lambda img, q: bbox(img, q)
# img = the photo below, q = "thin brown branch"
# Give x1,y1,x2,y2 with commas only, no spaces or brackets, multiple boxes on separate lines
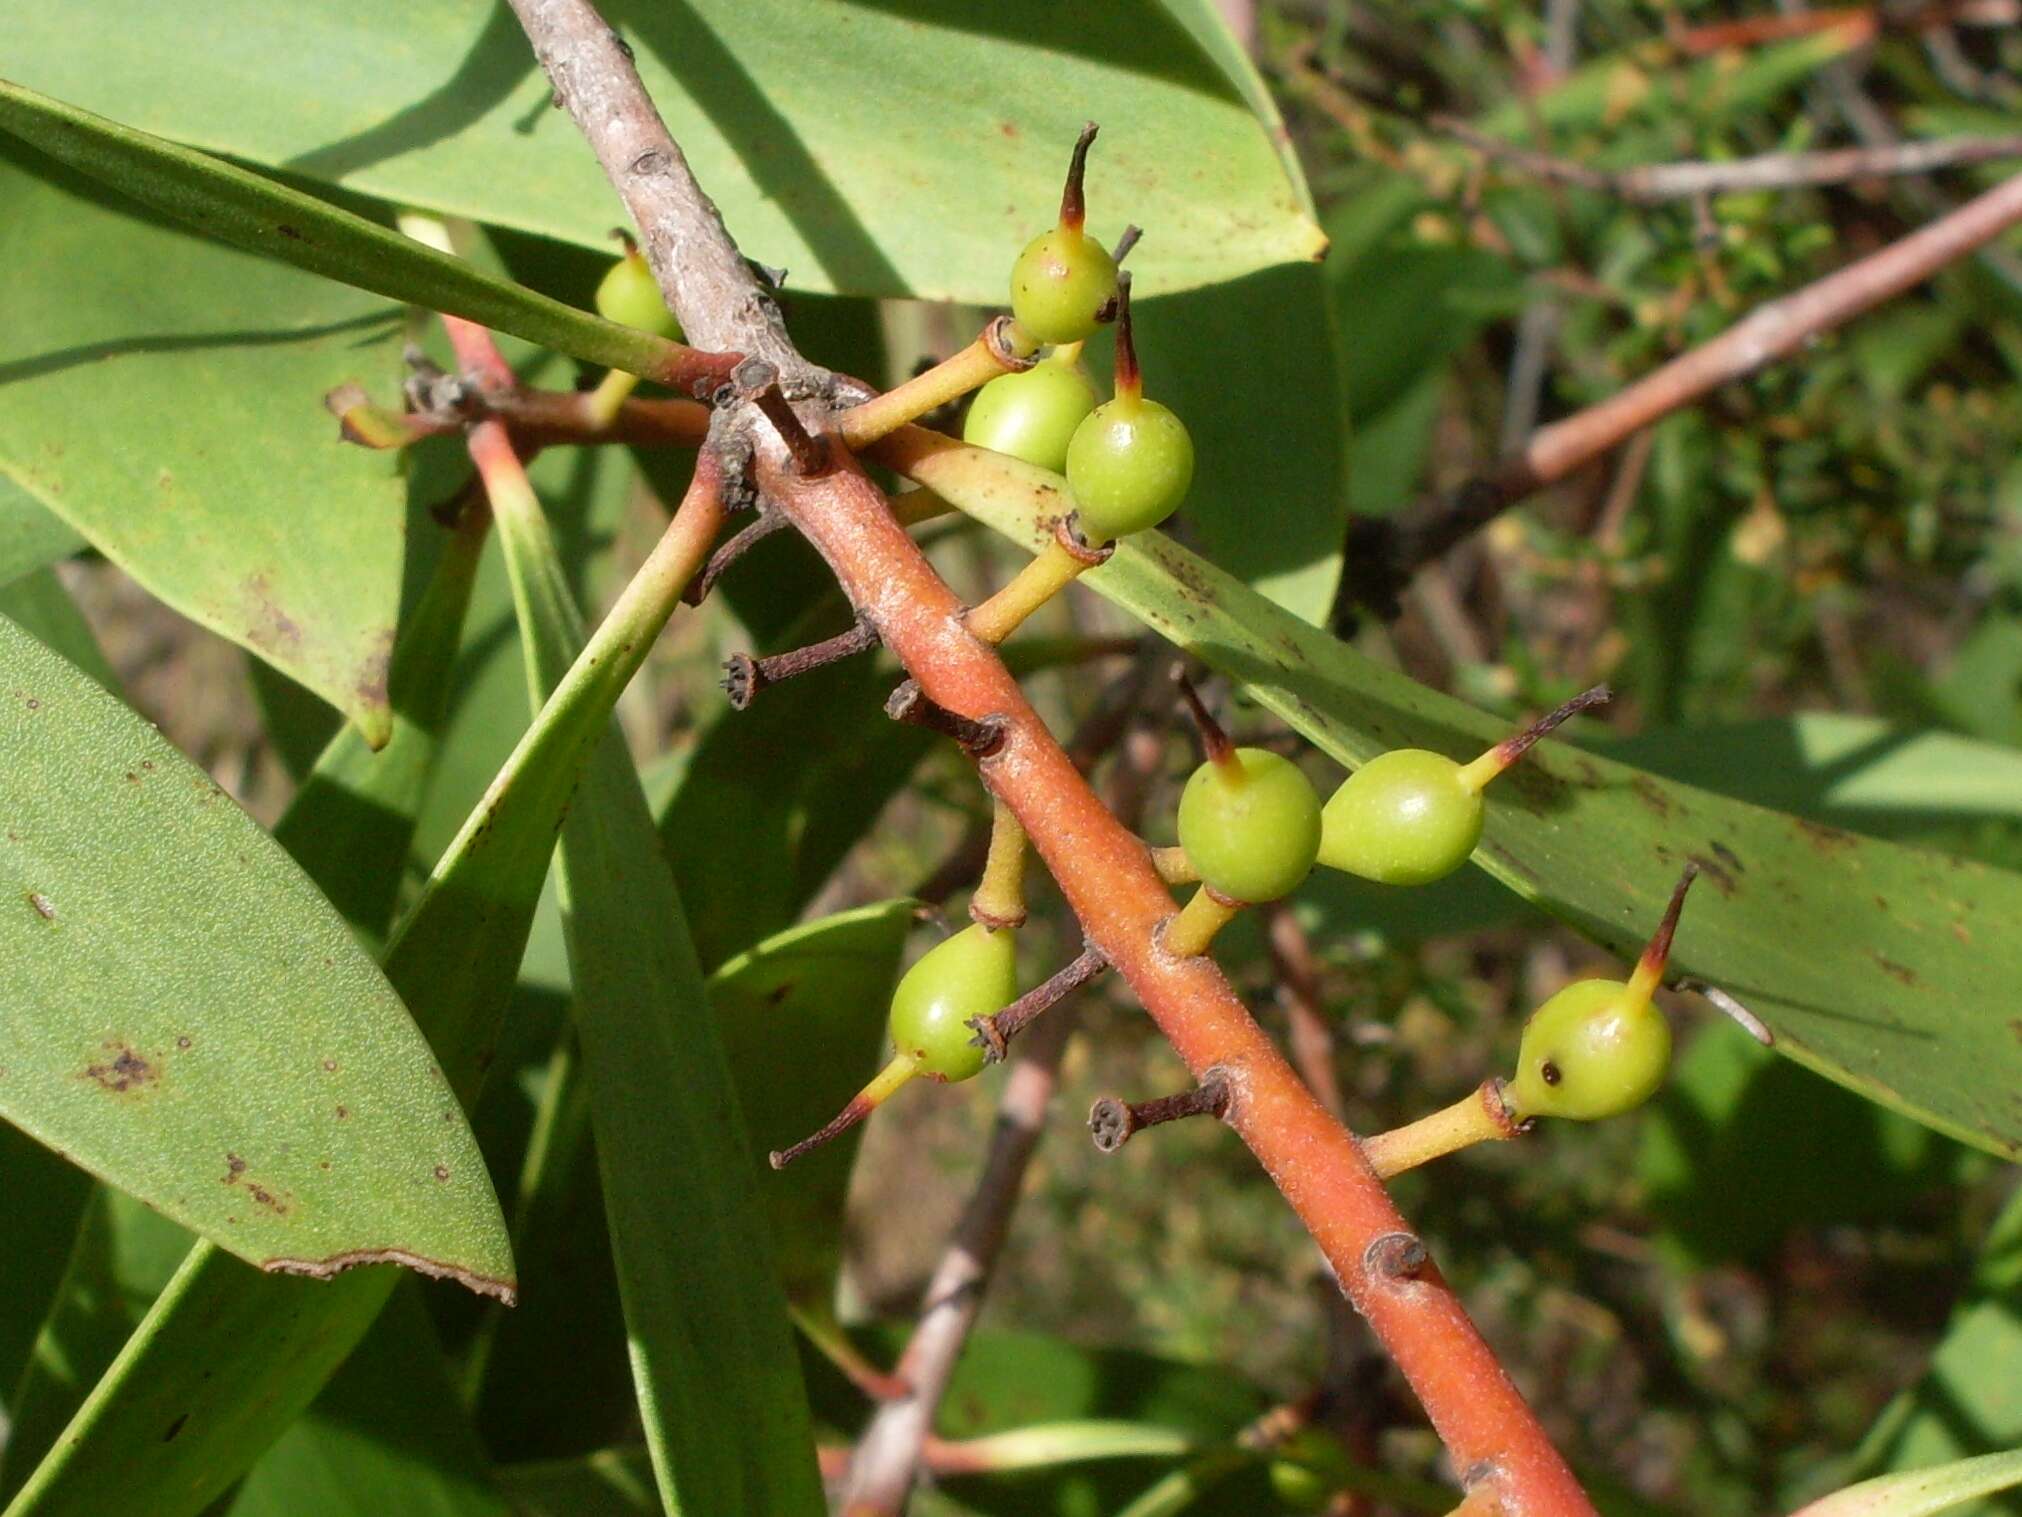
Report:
1336,166,2022,621
505,0,818,389
1433,115,2022,203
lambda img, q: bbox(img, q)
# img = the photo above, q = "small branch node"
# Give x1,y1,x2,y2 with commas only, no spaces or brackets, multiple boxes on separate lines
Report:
722,620,881,709
967,944,1108,1062
1055,513,1113,568
983,314,1041,371
1364,1231,1429,1283
1088,1067,1232,1154
884,679,1007,758
749,380,830,475
1111,224,1143,266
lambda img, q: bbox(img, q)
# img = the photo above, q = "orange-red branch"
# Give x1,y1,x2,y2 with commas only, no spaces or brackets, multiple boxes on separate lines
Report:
759,450,1597,1517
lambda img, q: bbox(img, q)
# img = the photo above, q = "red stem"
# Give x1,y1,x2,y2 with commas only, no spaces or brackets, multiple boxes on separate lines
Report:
760,451,1597,1517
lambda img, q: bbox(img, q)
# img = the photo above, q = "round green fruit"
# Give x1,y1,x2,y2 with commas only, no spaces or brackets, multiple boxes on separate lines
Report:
1317,749,1484,886
1064,396,1194,543
1176,748,1322,904
962,362,1097,473
1505,978,1672,1122
888,923,1019,1083
595,252,681,338
1009,226,1118,345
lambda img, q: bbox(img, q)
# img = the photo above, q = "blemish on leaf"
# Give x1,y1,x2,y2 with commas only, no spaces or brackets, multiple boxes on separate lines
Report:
433,1165,451,1182
1709,840,1744,874
334,1105,349,1119
26,891,55,920
84,1042,155,1093
1871,952,1919,988
162,1413,188,1443
1629,775,1672,820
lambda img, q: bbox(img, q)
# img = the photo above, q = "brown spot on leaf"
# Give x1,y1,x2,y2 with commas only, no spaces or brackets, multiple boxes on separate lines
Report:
224,1153,247,1181
334,1105,349,1119
1709,840,1744,874
1688,854,1736,896
1796,817,1857,853
321,1059,338,1073
433,1165,450,1182
1871,952,1919,987
2009,1018,2022,1046
176,1036,191,1050
84,1042,155,1093
162,1413,188,1443
1629,775,1672,819
26,891,55,921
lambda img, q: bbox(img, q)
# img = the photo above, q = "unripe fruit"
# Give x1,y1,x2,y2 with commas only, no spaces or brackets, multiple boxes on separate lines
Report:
962,359,1098,473
1065,395,1194,543
1504,978,1673,1121
1318,748,1482,886
1177,748,1322,904
1010,227,1119,346
595,248,681,338
888,922,1018,1083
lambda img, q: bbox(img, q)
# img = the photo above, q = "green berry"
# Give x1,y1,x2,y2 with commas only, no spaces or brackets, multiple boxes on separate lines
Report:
1064,395,1194,543
1176,749,1322,904
962,360,1097,473
1504,978,1672,1121
1010,227,1118,346
888,923,1018,1083
595,251,681,338
1317,749,1484,886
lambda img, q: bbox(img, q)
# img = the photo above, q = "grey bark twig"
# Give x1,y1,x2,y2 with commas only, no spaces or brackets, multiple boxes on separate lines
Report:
1337,167,2022,621
1433,116,2022,203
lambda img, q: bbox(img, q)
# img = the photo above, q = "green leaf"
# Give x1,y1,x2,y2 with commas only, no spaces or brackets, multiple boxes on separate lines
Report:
903,443,2022,1159
658,649,931,971
226,1284,510,1517
0,475,641,1517
0,612,509,1279
0,81,700,390
0,140,409,743
491,474,825,1514
1848,1187,2022,1517
1125,262,1350,622
0,480,83,591
0,0,1324,302
709,903,915,1310
1789,1452,2022,1517
498,1450,663,1517
0,570,120,698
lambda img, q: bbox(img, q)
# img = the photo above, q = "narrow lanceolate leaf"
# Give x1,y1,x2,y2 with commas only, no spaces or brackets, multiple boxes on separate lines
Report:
0,1,1324,301
1788,1452,2022,1517
709,904,915,1312
490,466,826,1516
225,1284,511,1517
0,81,704,386
0,501,583,1517
0,481,82,592
0,613,509,1282
894,437,2022,1160
0,141,408,744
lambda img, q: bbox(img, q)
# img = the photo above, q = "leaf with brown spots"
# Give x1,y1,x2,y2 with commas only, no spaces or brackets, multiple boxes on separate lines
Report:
0,615,513,1280
916,457,2022,1161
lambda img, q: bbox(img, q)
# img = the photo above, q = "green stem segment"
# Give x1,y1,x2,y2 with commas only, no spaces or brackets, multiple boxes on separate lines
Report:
971,798,1030,929
1160,886,1242,959
1359,1082,1521,1180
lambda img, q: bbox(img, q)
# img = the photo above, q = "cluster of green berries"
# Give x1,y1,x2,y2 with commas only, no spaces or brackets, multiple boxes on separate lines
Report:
1165,680,1689,1131
963,125,1195,547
